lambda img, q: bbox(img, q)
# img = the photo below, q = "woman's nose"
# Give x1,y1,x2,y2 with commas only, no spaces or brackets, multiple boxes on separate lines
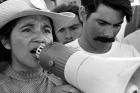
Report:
33,33,46,44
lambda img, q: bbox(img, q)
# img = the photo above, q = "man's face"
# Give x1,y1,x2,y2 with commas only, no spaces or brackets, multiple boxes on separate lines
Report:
56,16,82,44
81,4,124,48
5,15,53,70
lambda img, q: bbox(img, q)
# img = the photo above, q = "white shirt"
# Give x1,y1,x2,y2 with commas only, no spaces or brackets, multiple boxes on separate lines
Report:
65,39,140,93
66,39,140,57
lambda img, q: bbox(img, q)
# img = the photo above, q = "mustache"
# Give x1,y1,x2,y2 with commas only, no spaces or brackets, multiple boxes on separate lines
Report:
94,36,115,43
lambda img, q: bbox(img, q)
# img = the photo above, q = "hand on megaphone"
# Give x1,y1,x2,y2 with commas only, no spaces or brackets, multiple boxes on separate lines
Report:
53,85,82,93
47,73,82,93
36,42,78,79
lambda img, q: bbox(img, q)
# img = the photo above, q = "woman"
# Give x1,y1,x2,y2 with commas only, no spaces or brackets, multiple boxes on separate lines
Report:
0,0,80,93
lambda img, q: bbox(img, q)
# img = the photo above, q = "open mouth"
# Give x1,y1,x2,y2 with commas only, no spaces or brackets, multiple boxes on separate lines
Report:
30,48,39,60
30,48,37,54
30,43,46,59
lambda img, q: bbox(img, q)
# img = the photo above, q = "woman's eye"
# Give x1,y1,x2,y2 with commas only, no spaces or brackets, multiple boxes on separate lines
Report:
22,28,32,32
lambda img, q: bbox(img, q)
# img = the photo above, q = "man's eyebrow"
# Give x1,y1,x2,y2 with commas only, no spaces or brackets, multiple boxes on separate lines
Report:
96,19,123,25
96,19,111,25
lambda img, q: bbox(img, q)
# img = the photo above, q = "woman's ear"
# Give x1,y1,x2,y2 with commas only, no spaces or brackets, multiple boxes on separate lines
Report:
1,39,11,49
79,6,87,23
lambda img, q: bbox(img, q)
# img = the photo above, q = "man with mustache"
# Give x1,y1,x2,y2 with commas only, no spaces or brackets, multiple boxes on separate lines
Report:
66,0,140,57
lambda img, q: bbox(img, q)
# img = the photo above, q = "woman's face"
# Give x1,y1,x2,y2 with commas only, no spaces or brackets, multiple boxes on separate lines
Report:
4,15,53,71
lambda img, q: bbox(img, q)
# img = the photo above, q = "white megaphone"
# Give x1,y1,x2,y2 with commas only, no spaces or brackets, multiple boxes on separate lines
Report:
37,42,140,93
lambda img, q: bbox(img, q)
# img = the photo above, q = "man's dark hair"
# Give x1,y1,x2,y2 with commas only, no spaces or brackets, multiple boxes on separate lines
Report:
81,0,132,22
52,3,82,23
53,4,79,16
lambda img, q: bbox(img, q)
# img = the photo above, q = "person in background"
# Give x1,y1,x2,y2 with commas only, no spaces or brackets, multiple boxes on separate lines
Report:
0,0,81,93
122,29,140,53
124,5,140,37
66,0,140,57
52,4,83,44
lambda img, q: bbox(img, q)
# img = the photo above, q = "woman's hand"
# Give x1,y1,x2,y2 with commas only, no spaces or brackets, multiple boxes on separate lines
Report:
47,73,82,93
53,84,82,93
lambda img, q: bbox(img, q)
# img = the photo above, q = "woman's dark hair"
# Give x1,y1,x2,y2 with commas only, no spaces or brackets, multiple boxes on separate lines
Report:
0,16,20,72
0,18,19,63
81,0,132,22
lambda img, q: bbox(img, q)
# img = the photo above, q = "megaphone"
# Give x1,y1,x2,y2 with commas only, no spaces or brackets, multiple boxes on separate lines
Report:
36,42,140,93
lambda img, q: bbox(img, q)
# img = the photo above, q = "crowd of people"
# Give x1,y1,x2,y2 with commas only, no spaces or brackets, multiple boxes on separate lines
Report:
0,0,140,93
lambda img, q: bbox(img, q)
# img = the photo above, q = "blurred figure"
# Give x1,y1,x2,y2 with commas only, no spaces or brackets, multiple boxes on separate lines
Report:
116,1,140,41
124,5,140,37
123,29,140,53
53,4,83,44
